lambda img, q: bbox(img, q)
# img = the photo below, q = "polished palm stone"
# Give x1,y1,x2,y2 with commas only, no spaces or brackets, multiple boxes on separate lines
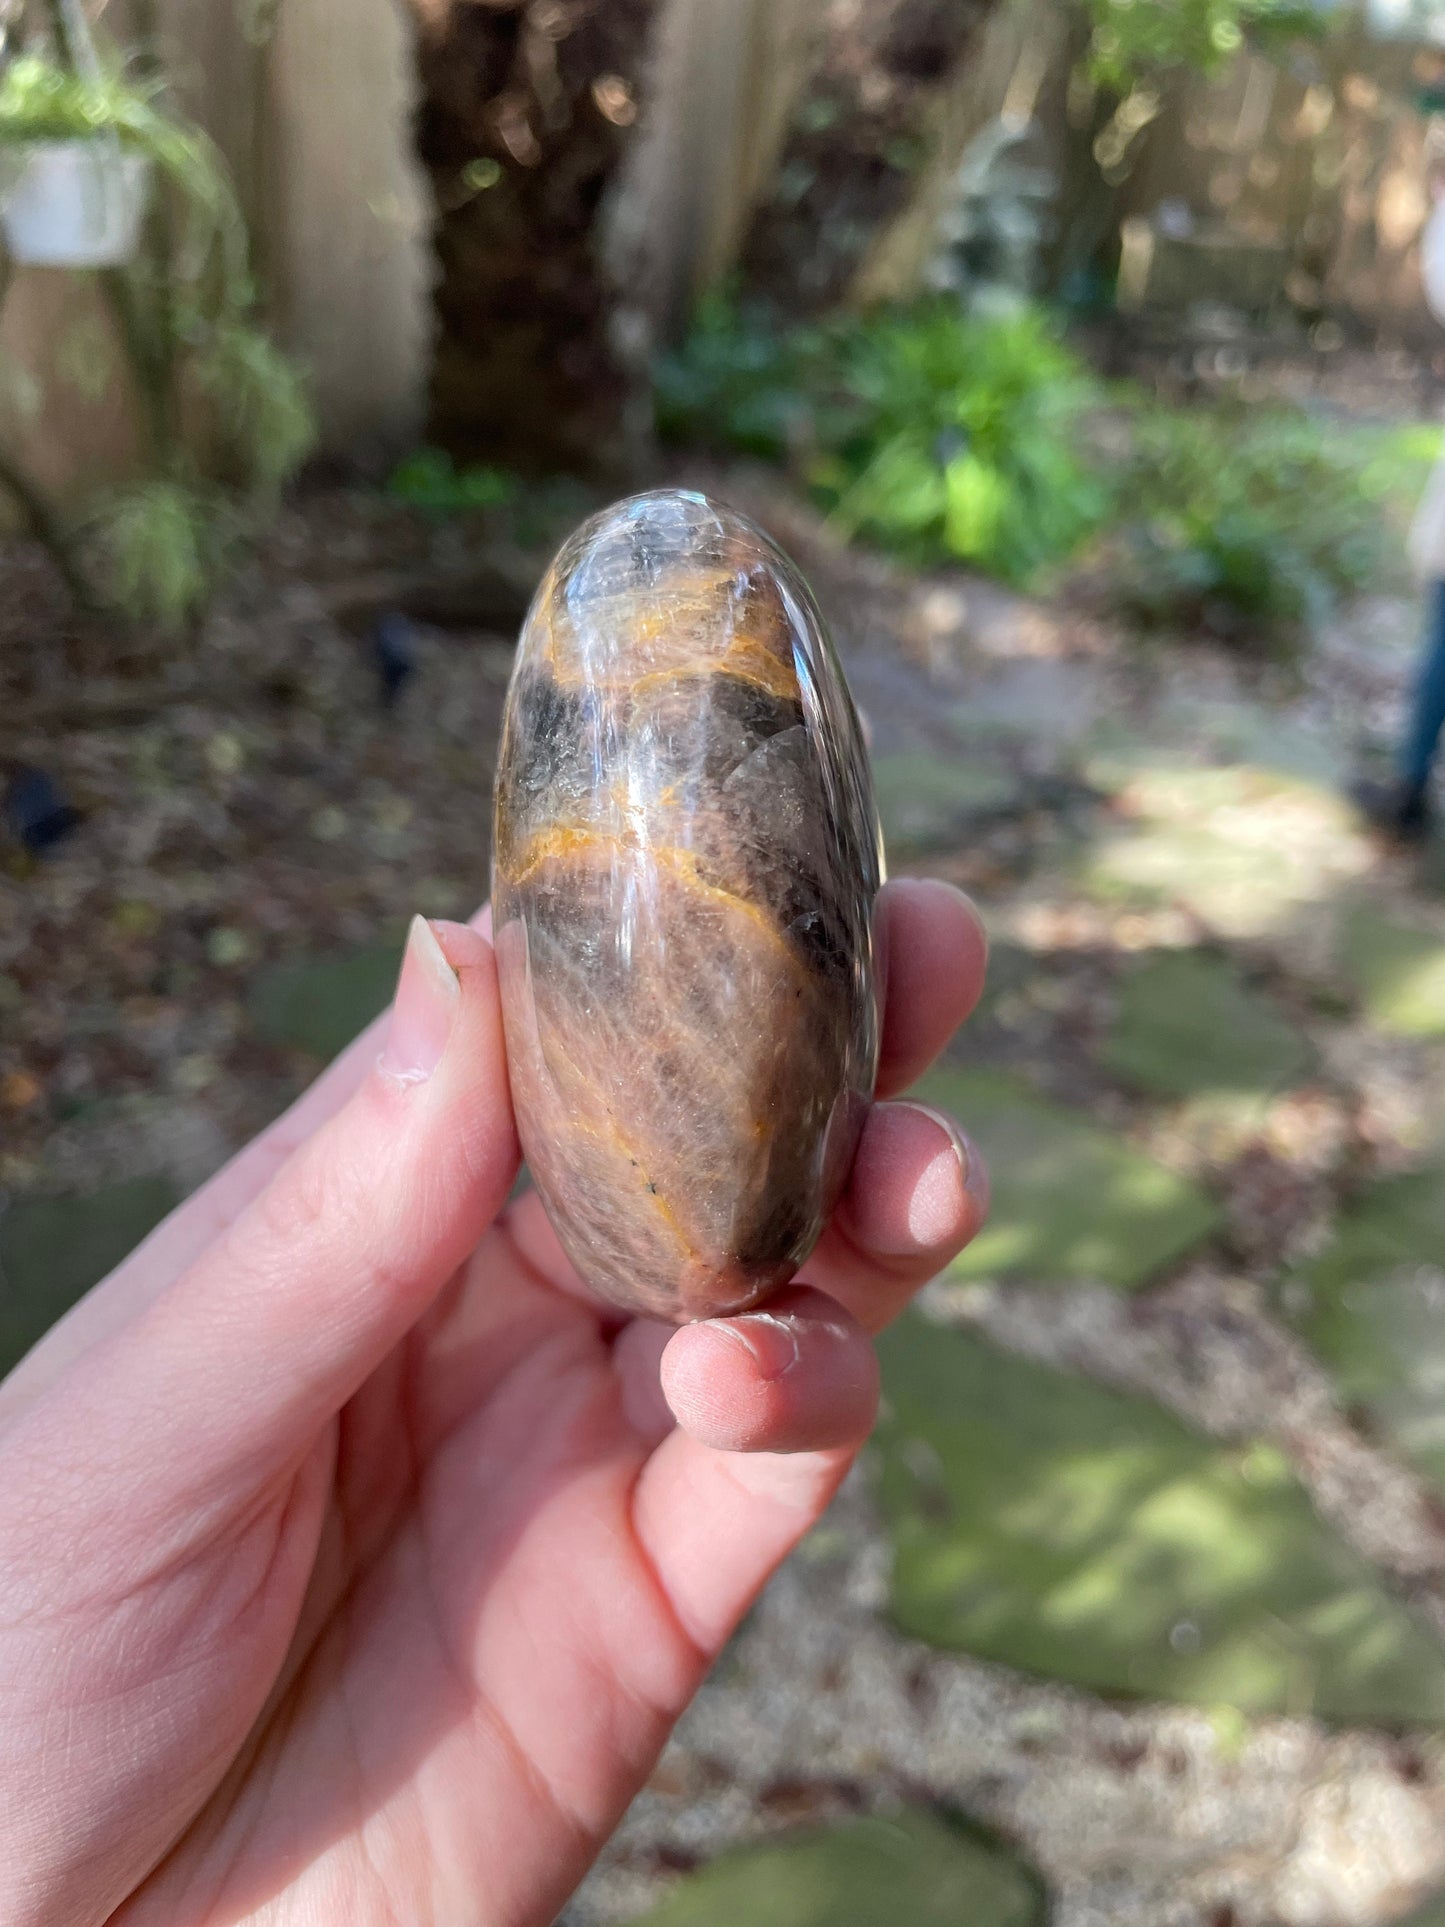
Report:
492,489,883,1321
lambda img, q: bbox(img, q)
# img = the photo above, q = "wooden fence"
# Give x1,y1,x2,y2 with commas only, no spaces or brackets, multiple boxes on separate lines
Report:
4,0,1445,511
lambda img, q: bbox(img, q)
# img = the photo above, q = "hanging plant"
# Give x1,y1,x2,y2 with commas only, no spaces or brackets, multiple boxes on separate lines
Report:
0,25,315,632
0,55,151,267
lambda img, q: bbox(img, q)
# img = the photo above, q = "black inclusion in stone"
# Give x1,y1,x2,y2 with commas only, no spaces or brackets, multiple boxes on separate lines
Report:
708,673,804,745
506,672,595,817
626,672,804,796
515,673,583,773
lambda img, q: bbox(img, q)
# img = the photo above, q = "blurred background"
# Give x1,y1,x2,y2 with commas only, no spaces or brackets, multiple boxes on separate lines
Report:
4,0,1445,1920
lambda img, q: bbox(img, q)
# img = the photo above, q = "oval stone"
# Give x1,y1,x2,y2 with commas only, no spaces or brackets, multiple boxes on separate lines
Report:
492,489,883,1322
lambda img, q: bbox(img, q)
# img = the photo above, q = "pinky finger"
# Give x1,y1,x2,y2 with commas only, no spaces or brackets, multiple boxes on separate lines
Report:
659,1286,878,1455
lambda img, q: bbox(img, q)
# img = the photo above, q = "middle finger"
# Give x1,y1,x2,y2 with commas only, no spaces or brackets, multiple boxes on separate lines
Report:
799,1097,988,1333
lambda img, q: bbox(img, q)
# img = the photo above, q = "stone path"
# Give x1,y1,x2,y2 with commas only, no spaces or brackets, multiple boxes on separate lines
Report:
5,493,1445,1923
565,513,1445,1926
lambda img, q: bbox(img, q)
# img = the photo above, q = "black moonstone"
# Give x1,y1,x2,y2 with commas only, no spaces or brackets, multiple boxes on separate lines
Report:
492,489,883,1321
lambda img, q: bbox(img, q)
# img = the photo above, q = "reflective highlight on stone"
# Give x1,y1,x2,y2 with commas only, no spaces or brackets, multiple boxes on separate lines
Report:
492,489,883,1321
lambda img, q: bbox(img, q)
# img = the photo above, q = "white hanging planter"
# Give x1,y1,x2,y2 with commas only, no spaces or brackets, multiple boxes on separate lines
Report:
0,139,152,268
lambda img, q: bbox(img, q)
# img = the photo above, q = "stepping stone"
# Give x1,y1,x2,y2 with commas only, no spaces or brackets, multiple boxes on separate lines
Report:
1082,710,1340,797
1081,765,1367,940
912,1067,1221,1289
1338,909,1445,1040
629,1809,1042,1927
1155,698,1342,788
248,942,403,1061
1294,1169,1445,1492
871,752,1020,856
0,1177,178,1377
1100,950,1314,1099
952,657,1102,753
875,1315,1445,1723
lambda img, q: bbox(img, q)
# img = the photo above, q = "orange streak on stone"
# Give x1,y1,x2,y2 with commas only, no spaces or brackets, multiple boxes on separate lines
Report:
505,825,807,986
717,627,800,695
501,823,603,879
541,627,798,703
563,1104,703,1267
627,633,800,705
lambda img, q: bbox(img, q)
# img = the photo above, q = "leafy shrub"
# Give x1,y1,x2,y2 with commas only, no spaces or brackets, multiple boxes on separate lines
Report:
1082,0,1322,94
659,297,1420,641
90,481,231,632
1106,407,1420,646
657,299,1108,586
654,297,810,463
197,324,316,497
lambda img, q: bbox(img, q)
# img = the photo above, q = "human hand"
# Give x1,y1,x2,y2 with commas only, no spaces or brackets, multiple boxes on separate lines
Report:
0,879,988,1926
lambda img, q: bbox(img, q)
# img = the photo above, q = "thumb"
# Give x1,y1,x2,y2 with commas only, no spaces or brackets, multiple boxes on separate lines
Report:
13,917,518,1513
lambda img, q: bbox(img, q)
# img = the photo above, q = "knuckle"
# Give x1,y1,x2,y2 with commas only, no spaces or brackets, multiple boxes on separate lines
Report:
257,1137,336,1250
240,1132,373,1298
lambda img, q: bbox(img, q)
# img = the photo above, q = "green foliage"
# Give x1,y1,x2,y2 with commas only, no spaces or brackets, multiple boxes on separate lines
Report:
658,299,1108,586
660,297,1416,640
387,449,516,516
820,305,1109,583
90,479,230,630
1107,407,1410,645
655,296,812,461
0,51,164,141
196,323,316,495
1083,0,1323,95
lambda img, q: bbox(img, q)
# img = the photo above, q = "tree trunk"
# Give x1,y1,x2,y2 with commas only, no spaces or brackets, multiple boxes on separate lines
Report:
737,0,1001,314
408,0,658,475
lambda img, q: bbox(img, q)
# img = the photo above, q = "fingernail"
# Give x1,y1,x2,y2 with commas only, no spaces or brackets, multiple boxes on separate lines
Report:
709,1310,801,1382
894,1101,972,1248
379,915,459,1085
